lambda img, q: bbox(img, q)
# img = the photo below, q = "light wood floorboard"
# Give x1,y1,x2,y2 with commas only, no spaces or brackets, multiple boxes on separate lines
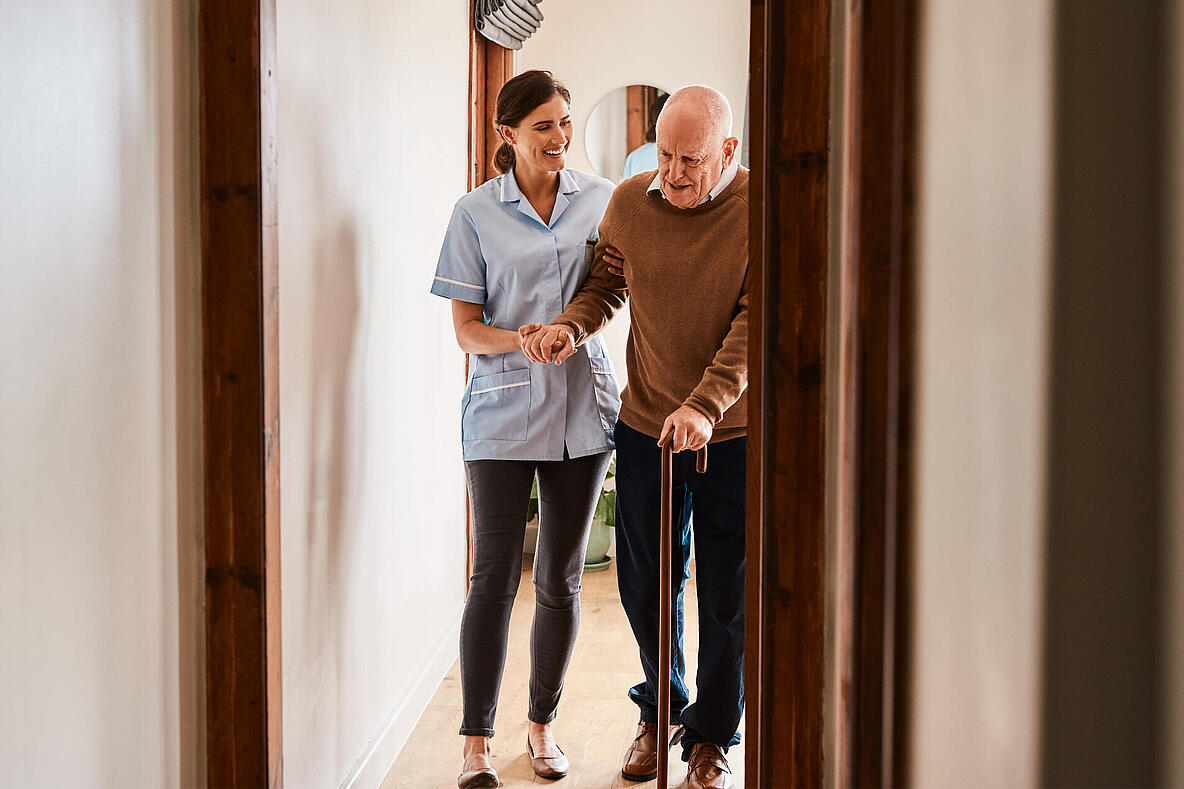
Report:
383,561,745,788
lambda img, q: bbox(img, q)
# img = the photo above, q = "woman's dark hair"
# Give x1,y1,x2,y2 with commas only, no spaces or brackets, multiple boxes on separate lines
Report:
493,70,572,175
645,93,669,144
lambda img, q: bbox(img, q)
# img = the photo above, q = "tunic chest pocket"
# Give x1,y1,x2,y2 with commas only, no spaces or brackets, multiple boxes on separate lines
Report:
462,368,532,442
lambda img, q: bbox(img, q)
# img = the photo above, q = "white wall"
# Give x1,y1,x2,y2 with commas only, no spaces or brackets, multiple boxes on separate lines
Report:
515,0,749,387
0,0,196,785
276,1,471,786
911,0,1053,785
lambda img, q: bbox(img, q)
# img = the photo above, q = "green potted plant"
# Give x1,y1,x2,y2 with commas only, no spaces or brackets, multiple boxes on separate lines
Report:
526,456,616,572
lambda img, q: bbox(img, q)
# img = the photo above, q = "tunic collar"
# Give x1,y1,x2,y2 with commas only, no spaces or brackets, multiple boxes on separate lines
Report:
498,168,580,228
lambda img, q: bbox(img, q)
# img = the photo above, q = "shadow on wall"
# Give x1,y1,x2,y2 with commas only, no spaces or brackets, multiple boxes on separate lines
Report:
305,210,363,764
288,85,366,774
307,216,361,608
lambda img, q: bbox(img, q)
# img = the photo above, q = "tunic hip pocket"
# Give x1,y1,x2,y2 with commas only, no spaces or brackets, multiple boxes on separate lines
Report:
588,356,622,430
462,368,532,441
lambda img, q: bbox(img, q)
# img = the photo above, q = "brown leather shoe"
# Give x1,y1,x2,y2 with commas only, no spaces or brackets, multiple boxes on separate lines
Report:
684,742,734,789
620,721,685,782
527,736,570,780
456,754,499,788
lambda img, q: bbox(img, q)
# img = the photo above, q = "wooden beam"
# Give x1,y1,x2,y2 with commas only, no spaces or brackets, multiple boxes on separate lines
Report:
744,3,766,785
1041,0,1167,783
199,0,282,784
484,46,515,181
842,0,918,784
748,0,831,784
469,18,487,191
473,29,515,187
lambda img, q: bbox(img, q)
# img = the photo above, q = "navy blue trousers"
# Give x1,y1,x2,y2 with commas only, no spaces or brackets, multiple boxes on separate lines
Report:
614,419,746,760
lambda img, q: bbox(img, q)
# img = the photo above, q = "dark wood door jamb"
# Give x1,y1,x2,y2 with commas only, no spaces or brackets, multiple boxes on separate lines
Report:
199,0,282,784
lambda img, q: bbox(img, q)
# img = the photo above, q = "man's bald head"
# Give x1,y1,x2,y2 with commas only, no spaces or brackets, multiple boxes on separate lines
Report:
653,85,740,210
657,85,734,146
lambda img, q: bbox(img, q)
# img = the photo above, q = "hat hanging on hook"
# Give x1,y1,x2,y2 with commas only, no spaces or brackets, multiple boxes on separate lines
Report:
474,0,544,50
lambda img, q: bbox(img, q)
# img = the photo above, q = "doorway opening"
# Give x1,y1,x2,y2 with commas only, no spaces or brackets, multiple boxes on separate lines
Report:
195,0,918,785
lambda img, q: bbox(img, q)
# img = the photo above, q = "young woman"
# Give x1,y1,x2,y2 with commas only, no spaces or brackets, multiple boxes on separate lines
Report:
430,70,621,788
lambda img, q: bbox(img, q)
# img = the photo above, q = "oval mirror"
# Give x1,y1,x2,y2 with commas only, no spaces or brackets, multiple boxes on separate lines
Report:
584,84,670,183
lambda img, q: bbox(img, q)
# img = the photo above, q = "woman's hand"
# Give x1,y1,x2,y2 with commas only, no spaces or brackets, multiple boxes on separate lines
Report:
603,244,625,277
518,323,576,365
518,323,543,343
517,323,542,359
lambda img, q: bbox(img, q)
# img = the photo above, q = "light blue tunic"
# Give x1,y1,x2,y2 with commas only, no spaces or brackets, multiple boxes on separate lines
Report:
431,168,622,461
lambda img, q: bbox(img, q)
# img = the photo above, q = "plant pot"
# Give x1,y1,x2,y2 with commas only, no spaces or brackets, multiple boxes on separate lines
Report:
584,518,613,572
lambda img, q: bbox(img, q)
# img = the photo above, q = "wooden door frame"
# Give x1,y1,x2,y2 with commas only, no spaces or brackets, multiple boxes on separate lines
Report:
745,1,831,781
842,0,918,784
469,25,515,190
195,0,919,783
195,4,512,781
747,0,917,785
198,0,282,785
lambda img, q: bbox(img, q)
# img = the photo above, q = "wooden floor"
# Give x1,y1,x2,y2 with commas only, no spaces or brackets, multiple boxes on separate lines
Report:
384,560,745,788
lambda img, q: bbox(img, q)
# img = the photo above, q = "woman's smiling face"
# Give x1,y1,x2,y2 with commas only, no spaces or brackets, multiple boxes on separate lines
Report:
503,93,572,174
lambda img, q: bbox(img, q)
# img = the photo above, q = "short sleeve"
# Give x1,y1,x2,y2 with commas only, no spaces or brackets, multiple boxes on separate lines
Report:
430,203,487,304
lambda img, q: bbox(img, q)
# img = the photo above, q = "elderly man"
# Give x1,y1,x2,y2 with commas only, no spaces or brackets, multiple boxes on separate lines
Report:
522,85,747,789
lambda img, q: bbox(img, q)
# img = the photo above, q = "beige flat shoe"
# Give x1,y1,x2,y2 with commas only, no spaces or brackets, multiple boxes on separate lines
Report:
457,754,499,788
527,736,570,780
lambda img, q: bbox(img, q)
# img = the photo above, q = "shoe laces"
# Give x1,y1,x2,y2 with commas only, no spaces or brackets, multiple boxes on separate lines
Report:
689,742,732,774
632,721,655,746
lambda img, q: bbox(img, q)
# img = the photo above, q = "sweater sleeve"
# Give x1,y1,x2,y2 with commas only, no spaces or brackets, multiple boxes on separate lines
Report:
683,266,750,424
550,194,632,345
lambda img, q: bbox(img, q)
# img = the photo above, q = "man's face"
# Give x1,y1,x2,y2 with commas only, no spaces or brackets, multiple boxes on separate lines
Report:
655,108,738,210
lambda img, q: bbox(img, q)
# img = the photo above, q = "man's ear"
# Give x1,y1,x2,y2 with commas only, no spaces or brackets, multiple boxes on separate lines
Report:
722,136,740,167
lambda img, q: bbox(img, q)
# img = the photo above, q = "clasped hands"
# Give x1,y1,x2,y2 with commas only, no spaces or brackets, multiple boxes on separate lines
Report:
515,245,706,450
516,323,711,451
517,323,577,365
515,244,626,366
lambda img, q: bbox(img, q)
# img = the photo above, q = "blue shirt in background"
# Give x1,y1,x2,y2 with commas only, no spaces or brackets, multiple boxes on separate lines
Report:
621,142,658,181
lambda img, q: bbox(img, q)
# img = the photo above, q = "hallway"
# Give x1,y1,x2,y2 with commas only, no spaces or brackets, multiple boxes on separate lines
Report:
384,562,745,787
6,0,1184,785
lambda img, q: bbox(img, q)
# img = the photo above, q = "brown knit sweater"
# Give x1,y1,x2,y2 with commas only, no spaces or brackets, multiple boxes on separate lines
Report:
554,168,749,442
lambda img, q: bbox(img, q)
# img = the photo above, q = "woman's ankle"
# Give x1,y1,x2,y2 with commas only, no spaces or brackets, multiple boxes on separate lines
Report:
527,720,553,745
462,735,491,758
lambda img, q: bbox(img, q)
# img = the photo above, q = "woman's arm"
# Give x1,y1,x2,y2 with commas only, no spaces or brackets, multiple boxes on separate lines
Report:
450,300,527,355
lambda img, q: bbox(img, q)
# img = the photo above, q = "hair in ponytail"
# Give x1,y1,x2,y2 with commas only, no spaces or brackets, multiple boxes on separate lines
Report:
493,141,516,174
492,70,572,175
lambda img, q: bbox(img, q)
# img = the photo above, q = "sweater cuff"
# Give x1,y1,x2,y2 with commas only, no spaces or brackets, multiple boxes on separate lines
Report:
683,392,723,426
554,320,586,346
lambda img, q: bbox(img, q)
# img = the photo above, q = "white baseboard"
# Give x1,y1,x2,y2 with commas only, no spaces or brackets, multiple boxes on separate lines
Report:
340,603,463,789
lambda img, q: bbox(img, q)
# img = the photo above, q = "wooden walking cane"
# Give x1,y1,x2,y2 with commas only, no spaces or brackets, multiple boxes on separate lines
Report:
657,440,708,788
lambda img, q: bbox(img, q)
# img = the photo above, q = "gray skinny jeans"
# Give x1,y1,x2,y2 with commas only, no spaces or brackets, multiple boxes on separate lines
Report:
459,450,613,737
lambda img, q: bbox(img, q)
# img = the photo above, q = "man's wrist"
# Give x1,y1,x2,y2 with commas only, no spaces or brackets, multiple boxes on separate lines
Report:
682,396,721,426
551,320,581,345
